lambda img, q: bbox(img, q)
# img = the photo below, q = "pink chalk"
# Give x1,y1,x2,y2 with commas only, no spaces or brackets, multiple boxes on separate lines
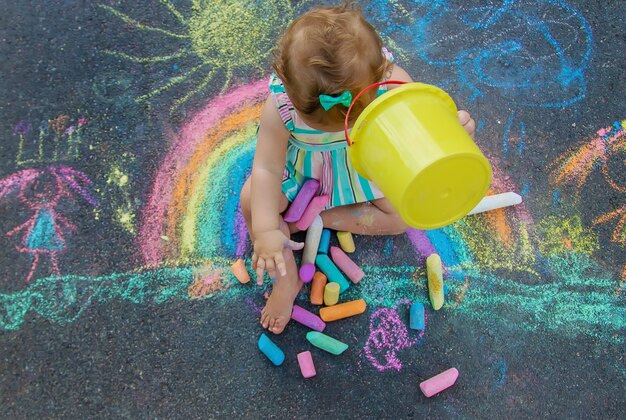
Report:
297,351,316,378
330,246,364,284
284,179,320,222
296,195,329,231
299,263,315,283
420,368,459,397
291,305,326,332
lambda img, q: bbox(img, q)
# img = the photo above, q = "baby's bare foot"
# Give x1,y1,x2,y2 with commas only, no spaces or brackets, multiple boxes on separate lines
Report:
260,276,302,334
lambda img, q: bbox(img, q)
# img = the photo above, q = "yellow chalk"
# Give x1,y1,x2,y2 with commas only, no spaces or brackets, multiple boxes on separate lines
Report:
231,259,250,284
337,231,355,253
323,282,340,306
426,254,444,310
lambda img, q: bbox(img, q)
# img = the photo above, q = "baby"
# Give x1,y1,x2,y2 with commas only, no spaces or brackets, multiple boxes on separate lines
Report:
240,3,476,334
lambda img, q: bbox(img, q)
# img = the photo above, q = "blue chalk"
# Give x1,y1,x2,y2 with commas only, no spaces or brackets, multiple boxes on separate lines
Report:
444,285,449,296
318,229,331,254
258,333,285,366
409,302,425,330
315,254,350,293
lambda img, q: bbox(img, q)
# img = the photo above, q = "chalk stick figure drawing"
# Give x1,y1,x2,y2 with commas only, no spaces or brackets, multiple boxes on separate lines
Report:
99,0,293,111
0,166,96,283
362,0,592,157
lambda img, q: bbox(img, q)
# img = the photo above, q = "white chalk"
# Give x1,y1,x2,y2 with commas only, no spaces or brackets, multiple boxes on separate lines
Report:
467,192,522,215
302,215,323,266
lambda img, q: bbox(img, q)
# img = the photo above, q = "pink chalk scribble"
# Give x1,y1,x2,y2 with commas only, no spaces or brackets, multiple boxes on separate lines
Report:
364,307,426,372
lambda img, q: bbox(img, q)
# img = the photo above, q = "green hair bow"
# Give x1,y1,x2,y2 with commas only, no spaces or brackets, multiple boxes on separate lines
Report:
319,90,353,111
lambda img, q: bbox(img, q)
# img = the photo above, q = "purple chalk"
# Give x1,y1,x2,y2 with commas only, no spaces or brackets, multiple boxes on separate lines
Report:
284,179,320,222
291,305,326,332
296,195,329,231
299,263,315,283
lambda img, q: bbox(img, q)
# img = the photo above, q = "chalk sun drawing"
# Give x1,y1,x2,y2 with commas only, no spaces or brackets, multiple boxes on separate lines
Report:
99,0,293,111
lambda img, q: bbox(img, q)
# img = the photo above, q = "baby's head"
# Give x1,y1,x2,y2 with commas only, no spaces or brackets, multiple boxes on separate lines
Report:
272,3,390,127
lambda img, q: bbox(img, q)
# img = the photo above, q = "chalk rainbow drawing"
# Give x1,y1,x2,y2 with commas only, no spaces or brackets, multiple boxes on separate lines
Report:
99,0,293,111
2,80,622,360
0,165,97,283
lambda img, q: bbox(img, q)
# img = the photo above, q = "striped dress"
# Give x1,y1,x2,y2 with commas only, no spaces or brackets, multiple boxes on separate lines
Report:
269,48,394,210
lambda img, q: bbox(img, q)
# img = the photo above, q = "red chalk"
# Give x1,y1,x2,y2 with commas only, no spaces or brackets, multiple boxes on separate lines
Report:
419,368,459,397
299,263,316,283
284,179,320,222
297,351,316,378
330,246,364,283
291,305,326,332
296,195,330,231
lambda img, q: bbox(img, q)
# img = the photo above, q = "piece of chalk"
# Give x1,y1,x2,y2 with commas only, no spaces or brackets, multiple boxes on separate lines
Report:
330,246,364,284
426,254,444,310
310,272,327,305
302,215,323,266
284,179,320,222
323,282,340,306
306,331,348,355
299,263,316,284
318,229,331,254
316,254,350,293
258,333,285,366
337,231,355,253
420,368,459,397
291,305,326,332
468,192,522,215
231,259,250,284
297,351,316,378
296,195,330,231
409,302,425,330
320,299,366,322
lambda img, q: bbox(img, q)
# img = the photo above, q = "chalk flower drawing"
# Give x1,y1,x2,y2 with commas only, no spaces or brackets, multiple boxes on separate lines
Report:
100,0,293,110
13,115,87,166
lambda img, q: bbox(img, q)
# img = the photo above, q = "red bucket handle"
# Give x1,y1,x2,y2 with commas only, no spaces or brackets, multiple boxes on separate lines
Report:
344,80,408,146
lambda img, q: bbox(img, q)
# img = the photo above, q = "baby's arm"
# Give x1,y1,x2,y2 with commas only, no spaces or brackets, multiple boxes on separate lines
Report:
388,64,476,138
250,96,301,280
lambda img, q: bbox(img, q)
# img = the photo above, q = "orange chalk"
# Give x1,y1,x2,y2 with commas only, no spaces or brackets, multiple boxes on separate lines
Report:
320,299,367,321
231,259,250,284
310,272,327,305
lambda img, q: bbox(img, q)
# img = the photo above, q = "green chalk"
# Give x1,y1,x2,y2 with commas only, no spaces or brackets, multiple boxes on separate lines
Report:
306,331,348,355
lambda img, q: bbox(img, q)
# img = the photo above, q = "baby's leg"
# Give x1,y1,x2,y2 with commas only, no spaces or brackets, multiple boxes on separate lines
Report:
319,198,408,235
240,178,301,334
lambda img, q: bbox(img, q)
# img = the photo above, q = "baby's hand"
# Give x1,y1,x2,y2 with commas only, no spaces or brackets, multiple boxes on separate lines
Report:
252,229,303,285
458,110,476,139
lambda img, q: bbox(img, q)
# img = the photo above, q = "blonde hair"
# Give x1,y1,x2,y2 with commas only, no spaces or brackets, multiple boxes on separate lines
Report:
272,3,390,125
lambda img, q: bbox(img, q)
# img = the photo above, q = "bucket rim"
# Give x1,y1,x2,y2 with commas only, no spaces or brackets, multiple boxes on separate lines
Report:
347,82,458,147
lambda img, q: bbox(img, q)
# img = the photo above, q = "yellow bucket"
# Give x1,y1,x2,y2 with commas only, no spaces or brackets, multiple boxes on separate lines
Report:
345,81,492,229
